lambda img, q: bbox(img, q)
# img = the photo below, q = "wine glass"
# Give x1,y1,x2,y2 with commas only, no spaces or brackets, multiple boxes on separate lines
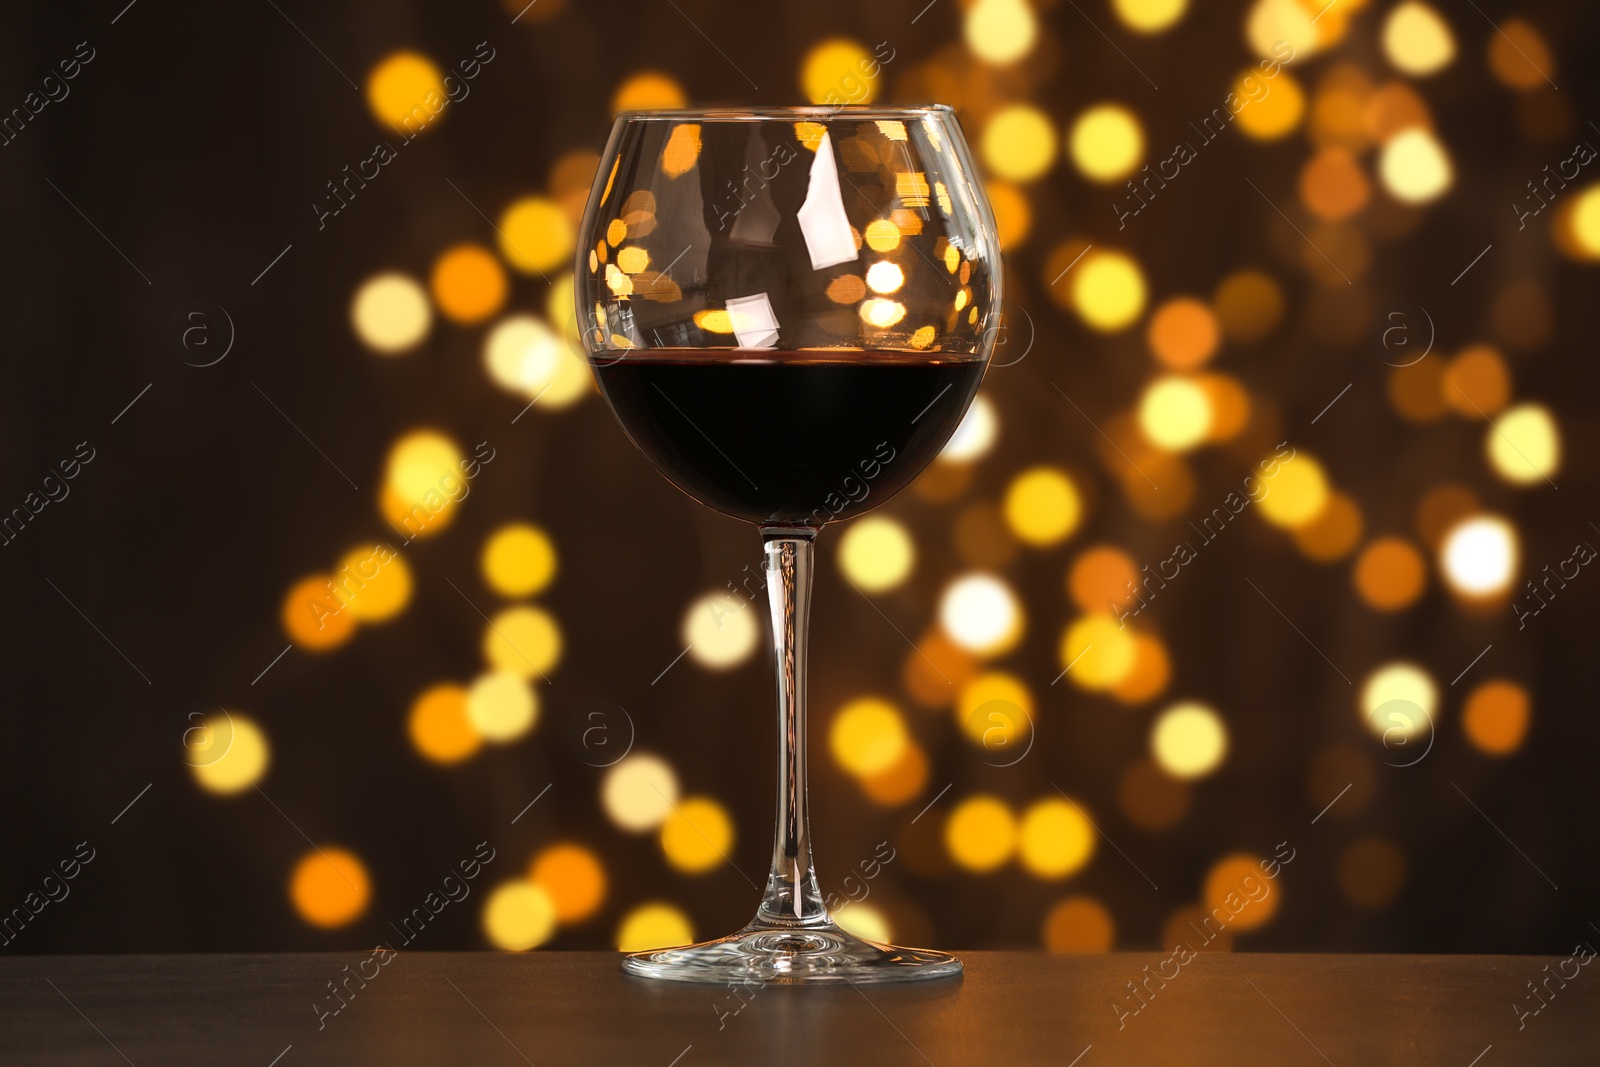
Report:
574,105,1001,983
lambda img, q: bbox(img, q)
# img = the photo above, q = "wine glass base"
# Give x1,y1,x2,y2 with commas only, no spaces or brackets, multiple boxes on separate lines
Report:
621,920,963,984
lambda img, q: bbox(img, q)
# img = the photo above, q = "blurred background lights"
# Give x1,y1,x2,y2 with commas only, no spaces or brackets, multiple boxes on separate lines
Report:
945,795,1017,871
498,197,575,274
1060,614,1137,691
1139,376,1213,451
483,881,555,951
659,796,734,873
431,243,507,323
682,592,759,669
940,394,997,461
1043,896,1115,952
1462,680,1531,755
483,605,563,678
838,516,915,592
800,39,878,105
956,671,1033,750
833,902,891,943
1485,403,1560,485
481,523,557,599
611,71,687,113
1337,837,1407,911
1114,0,1187,33
466,670,537,742
1234,69,1305,140
1148,297,1219,369
964,0,1037,65
1018,797,1095,879
1151,702,1228,779
1256,453,1329,528
1382,2,1456,77
1203,854,1278,930
865,261,904,294
1003,466,1080,546
1440,515,1518,597
1486,18,1555,90
831,697,909,776
385,430,464,507
602,753,679,832
1069,104,1144,183
530,844,606,924
281,574,355,651
1379,128,1453,203
1072,250,1147,331
290,847,370,928
365,51,445,129
938,573,1022,655
616,903,693,952
1246,0,1317,60
1360,662,1437,738
981,105,1058,183
1352,536,1427,611
1568,186,1600,259
334,544,411,623
485,316,562,398
351,273,431,354
408,684,480,764
186,711,269,794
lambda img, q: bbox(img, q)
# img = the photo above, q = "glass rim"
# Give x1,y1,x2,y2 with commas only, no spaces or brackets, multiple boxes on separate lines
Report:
612,103,956,121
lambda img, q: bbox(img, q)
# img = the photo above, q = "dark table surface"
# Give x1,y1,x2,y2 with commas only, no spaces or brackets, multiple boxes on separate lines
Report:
0,951,1592,1065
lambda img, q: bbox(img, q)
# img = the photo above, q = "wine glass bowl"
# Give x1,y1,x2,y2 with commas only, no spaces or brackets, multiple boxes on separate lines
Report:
576,105,1001,983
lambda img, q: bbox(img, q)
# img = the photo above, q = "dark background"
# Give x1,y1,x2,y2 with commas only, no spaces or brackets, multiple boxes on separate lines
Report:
0,0,1596,955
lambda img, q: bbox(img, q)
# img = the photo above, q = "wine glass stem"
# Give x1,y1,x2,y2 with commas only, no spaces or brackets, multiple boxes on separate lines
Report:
756,526,829,926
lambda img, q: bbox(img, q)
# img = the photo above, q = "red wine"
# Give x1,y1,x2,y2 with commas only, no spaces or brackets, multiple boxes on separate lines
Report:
592,351,986,526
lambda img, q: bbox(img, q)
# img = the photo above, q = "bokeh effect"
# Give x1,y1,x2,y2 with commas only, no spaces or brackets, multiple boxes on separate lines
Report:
3,0,1596,956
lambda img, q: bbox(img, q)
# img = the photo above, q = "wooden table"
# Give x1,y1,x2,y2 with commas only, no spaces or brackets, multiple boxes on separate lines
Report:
1,952,1592,1064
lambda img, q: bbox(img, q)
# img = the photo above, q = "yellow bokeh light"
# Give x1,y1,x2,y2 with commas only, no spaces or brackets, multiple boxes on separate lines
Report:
431,243,507,324
682,592,760,669
483,881,555,951
408,684,481,765
612,71,686,113
481,523,557,599
1139,376,1213,452
941,393,998,462
1072,250,1147,331
863,218,902,252
1203,854,1278,930
1003,467,1081,546
351,273,431,355
281,574,355,651
865,261,905,294
1485,403,1560,485
616,903,693,952
860,298,908,328
981,105,1058,183
1114,0,1187,33
938,573,1023,655
499,197,574,275
333,544,411,623
1256,453,1329,528
466,670,537,742
945,795,1017,872
1234,70,1305,140
1059,614,1137,690
366,52,445,130
1069,104,1144,183
1382,2,1455,76
530,844,606,924
1151,702,1228,779
1440,515,1518,597
1247,0,1317,61
1379,128,1453,204
602,753,679,832
1019,797,1096,879
838,515,915,592
385,429,464,509
1360,661,1437,741
833,902,891,943
956,671,1033,750
186,711,269,794
965,0,1037,65
830,697,908,777
1462,680,1531,756
661,123,702,178
659,796,734,873
290,847,370,928
483,606,563,679
800,39,877,105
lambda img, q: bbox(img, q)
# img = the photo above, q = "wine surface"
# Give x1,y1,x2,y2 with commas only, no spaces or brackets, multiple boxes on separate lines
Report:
592,351,986,526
